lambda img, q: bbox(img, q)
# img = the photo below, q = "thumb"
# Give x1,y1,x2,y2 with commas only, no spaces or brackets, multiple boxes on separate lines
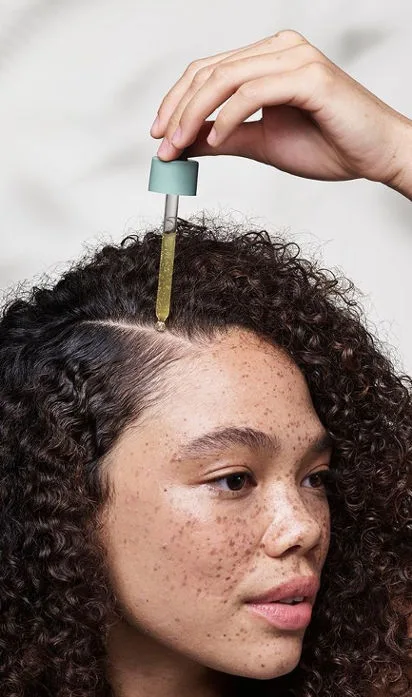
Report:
182,120,265,162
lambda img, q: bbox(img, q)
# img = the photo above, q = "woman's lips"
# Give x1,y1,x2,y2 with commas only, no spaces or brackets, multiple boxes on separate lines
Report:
246,600,313,630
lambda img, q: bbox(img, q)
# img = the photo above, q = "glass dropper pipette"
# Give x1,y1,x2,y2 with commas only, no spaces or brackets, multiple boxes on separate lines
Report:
155,193,179,331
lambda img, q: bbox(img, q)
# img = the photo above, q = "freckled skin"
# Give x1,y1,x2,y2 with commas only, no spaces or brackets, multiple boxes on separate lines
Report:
101,328,331,697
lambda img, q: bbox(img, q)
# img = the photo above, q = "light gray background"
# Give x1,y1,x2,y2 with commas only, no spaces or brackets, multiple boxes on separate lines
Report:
1,1,411,372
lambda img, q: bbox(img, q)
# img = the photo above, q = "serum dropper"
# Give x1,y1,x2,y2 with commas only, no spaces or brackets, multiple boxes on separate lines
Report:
147,154,199,330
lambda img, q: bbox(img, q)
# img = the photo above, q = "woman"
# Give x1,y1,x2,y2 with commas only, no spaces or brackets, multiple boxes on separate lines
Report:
0,29,410,697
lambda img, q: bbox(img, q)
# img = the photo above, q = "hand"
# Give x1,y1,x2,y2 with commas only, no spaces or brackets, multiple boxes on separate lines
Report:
150,29,412,188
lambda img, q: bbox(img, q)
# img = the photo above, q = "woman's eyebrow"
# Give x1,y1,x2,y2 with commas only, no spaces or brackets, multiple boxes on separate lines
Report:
171,426,333,462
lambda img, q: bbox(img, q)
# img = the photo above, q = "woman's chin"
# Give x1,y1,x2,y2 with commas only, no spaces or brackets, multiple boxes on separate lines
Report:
212,639,302,682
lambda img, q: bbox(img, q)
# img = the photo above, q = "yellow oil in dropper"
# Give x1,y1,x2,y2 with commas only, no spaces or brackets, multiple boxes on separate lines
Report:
155,193,179,331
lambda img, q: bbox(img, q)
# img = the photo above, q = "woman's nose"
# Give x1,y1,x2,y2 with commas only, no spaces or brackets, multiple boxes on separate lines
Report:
259,485,327,558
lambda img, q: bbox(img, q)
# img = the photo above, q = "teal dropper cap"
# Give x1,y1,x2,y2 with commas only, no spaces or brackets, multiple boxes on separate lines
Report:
148,154,199,195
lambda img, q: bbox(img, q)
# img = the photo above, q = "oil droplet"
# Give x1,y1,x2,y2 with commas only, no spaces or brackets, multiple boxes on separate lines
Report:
155,320,166,332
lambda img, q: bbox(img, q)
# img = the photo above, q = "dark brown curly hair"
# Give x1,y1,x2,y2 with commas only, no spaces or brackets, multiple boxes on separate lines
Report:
0,213,411,697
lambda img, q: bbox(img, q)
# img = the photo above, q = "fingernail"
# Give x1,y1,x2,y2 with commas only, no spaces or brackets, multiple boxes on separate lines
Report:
171,126,183,147
157,138,173,158
207,127,218,146
150,114,160,134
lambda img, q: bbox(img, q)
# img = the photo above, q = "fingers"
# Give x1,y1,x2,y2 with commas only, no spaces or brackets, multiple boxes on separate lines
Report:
180,119,266,162
151,30,311,159
199,65,332,150
150,34,274,138
160,60,336,165
150,52,239,140
169,43,321,151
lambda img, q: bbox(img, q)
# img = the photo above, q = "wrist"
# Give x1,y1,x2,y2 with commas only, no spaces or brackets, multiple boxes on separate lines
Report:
383,120,412,200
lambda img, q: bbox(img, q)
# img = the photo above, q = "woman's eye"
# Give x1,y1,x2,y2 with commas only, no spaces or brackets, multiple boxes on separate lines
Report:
208,471,255,495
208,468,336,498
302,469,332,491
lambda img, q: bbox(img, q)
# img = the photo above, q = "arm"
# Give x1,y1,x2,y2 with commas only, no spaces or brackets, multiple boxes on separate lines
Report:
384,123,412,200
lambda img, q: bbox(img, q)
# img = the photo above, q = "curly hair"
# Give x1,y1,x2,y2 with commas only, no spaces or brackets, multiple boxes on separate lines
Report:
0,213,411,697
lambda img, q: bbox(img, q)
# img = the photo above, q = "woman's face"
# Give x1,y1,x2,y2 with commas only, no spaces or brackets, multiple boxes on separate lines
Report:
102,328,331,687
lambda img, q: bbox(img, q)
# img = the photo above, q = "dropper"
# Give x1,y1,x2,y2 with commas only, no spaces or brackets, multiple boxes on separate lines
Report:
148,154,199,331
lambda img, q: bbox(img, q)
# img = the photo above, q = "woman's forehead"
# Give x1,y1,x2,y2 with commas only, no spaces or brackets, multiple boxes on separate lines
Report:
164,328,310,407
117,329,321,460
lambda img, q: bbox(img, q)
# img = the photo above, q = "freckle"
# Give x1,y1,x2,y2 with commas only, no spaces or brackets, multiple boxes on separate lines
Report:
216,516,222,523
